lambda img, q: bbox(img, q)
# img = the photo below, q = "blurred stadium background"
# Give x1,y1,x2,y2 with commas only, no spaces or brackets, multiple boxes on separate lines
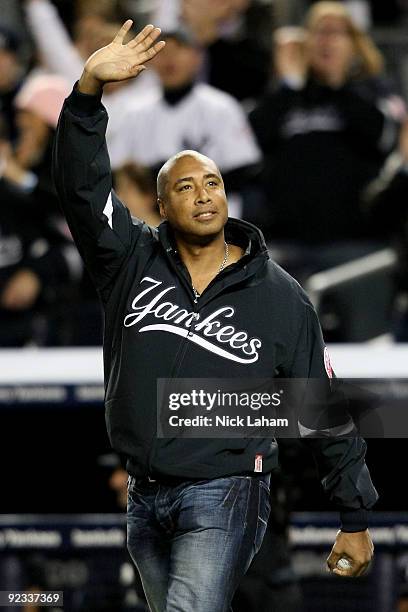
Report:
1,0,408,610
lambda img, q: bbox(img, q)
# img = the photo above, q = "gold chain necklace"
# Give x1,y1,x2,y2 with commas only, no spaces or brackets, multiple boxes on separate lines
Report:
191,241,229,302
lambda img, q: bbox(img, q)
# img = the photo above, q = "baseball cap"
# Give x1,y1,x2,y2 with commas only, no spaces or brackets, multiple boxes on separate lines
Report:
14,73,71,128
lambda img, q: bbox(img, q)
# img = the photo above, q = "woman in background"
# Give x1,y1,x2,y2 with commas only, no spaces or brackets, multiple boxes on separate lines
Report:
249,1,405,282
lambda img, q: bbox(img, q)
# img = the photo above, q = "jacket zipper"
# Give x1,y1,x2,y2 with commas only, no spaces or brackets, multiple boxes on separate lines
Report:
146,246,200,477
146,300,199,478
145,246,252,477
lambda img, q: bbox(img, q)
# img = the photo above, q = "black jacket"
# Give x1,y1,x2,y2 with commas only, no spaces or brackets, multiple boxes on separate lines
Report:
53,84,378,531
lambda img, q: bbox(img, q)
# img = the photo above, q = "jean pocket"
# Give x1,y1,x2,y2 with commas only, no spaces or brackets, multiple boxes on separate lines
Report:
127,477,152,503
221,478,241,508
254,480,271,555
259,477,271,494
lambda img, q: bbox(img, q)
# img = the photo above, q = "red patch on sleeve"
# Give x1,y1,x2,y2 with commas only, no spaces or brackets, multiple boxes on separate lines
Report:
324,346,333,378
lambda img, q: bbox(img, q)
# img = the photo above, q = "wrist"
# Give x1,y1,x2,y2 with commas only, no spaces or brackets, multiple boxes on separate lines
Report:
78,71,104,96
340,508,369,532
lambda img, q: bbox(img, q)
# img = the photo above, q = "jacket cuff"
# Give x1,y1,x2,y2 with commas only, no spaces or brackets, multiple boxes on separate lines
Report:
65,81,103,117
340,508,369,532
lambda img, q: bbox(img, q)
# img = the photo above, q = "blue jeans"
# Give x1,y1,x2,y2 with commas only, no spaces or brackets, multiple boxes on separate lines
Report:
127,473,271,612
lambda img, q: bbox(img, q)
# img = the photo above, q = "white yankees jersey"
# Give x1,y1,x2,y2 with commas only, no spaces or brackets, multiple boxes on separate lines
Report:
108,83,261,172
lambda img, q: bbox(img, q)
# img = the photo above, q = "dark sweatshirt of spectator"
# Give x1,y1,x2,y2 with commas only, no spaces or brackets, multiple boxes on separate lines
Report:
249,2,405,273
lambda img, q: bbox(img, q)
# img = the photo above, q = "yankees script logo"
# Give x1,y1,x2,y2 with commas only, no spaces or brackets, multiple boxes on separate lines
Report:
124,277,262,364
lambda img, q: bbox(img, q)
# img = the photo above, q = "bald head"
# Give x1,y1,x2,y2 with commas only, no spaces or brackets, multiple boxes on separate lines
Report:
156,150,228,238
157,150,221,202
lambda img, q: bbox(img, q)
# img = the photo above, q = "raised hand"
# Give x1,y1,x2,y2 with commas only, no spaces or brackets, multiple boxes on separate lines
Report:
274,27,307,82
78,21,166,95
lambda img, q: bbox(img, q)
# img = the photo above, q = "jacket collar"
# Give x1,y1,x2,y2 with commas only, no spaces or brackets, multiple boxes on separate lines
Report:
158,217,269,262
158,218,269,306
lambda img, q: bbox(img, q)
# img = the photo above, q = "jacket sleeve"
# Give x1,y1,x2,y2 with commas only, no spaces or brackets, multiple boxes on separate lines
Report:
283,290,379,532
52,83,144,300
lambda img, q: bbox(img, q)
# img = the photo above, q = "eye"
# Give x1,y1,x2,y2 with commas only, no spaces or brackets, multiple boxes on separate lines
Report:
207,180,218,187
179,184,192,191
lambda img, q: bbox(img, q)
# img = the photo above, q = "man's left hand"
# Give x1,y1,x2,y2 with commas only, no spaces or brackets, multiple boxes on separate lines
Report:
327,529,374,577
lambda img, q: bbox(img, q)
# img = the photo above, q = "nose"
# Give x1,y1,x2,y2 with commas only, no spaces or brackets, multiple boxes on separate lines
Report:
196,186,211,204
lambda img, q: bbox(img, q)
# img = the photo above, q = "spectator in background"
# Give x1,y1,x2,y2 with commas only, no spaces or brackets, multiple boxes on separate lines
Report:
24,0,124,82
24,0,160,145
0,73,83,346
0,153,74,346
2,72,104,346
114,163,162,227
109,29,261,218
364,119,408,341
74,0,123,24
249,1,405,282
0,25,26,143
9,73,71,214
152,0,273,102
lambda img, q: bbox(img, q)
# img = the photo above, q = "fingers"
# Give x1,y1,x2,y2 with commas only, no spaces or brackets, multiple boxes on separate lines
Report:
125,23,166,62
356,558,372,577
327,530,374,578
332,561,368,577
332,567,353,577
128,65,147,78
111,21,166,71
137,40,166,64
113,19,134,44
327,550,361,577
127,24,158,48
326,550,341,572
112,21,165,67
328,553,371,578
330,559,357,577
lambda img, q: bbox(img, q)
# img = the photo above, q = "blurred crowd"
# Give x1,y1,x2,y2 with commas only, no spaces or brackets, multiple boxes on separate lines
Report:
1,0,408,346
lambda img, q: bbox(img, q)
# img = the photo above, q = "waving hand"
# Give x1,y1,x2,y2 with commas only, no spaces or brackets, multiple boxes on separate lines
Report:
78,21,165,94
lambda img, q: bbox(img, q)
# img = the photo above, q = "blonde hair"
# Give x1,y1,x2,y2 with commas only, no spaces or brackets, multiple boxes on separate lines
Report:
305,1,384,78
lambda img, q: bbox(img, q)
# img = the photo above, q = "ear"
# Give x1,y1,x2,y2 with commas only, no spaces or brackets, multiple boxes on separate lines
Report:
158,198,167,219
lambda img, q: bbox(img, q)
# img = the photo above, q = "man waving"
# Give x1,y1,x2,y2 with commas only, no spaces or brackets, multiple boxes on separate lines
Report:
53,21,376,612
